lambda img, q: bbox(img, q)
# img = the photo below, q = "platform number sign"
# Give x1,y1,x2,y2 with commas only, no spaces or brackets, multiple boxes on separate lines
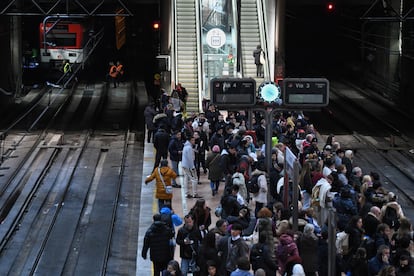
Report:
210,78,256,107
282,78,329,107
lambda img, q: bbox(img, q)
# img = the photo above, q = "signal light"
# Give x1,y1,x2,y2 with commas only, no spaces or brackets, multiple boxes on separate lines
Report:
152,21,160,30
326,2,335,12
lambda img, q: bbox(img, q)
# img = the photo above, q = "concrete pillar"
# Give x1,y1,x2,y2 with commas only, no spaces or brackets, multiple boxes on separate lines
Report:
274,0,285,83
10,13,23,98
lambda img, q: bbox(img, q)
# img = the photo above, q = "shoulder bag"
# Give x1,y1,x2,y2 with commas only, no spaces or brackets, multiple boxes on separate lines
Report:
158,168,173,194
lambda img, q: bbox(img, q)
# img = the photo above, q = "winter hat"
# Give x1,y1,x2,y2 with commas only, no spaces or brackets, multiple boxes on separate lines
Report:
292,263,306,276
212,145,220,153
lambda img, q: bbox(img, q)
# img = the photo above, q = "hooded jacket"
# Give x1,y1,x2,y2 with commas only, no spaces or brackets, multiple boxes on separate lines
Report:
142,221,174,262
181,140,195,169
145,166,177,200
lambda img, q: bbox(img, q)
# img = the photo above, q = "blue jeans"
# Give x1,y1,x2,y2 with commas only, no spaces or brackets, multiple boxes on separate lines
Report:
302,191,311,210
181,258,191,275
210,180,219,191
158,199,172,212
171,160,179,185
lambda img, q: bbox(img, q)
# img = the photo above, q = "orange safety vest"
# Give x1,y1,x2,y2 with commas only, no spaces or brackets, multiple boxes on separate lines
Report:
116,64,124,75
109,65,118,78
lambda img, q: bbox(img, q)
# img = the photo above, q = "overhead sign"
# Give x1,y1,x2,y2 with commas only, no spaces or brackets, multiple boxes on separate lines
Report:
210,78,256,107
282,78,329,107
206,28,226,49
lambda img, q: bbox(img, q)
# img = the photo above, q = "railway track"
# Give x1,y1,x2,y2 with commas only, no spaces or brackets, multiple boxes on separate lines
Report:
315,79,414,214
0,81,141,275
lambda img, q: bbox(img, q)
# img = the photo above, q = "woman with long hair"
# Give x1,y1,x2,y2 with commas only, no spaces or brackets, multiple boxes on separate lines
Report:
190,199,212,235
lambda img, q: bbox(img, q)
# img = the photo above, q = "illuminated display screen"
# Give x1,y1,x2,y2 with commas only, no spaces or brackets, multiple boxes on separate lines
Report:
211,78,256,106
283,78,329,107
288,94,324,104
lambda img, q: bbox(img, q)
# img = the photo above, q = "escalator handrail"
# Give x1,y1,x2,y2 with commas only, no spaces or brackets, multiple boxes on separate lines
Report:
257,0,270,80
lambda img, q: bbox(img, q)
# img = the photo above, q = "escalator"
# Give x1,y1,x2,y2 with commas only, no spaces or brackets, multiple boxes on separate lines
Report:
174,0,200,112
239,0,262,84
172,0,269,112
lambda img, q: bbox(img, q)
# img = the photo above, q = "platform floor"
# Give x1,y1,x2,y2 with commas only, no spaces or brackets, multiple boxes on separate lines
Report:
136,139,227,275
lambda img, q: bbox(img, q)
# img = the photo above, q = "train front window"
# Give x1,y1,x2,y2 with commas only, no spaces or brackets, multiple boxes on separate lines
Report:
46,33,77,47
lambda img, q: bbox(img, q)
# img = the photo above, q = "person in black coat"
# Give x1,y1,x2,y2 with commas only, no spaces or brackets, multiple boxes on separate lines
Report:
144,103,158,143
209,127,225,152
153,125,171,169
347,248,368,276
250,232,277,275
176,214,203,275
219,143,239,188
344,216,364,262
168,131,183,188
363,206,381,238
253,44,264,77
197,231,220,276
142,214,174,276
298,224,319,276
220,185,242,219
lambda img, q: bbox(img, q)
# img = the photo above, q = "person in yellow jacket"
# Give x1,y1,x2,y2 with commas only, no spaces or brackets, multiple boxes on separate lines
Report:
145,159,178,211
63,60,72,74
61,60,77,87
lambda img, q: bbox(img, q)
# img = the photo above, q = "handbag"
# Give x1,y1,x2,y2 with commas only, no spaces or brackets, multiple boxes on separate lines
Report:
158,168,173,194
188,244,200,273
215,205,223,217
252,220,259,244
259,50,265,65
244,220,259,246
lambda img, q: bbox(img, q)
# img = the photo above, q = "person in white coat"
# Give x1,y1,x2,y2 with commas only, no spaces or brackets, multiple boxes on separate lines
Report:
251,166,268,218
181,136,201,198
314,174,334,226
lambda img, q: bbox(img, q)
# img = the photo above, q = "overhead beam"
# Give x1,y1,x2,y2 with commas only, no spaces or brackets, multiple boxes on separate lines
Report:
0,0,133,16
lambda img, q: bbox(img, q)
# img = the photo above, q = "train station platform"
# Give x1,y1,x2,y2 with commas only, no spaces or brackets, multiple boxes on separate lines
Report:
136,138,224,275
136,124,414,275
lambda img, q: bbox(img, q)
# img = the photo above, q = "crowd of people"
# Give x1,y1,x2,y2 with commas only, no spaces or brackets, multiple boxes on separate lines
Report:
142,90,413,276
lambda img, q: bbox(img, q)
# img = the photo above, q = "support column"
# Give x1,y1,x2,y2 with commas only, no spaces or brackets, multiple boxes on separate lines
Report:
274,0,285,83
10,14,23,98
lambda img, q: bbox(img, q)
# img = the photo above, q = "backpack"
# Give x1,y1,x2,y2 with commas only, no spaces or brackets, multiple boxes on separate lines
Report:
335,231,350,255
311,185,321,207
359,235,376,259
247,174,261,194
250,243,265,270
382,206,400,229
276,234,299,261
231,172,245,186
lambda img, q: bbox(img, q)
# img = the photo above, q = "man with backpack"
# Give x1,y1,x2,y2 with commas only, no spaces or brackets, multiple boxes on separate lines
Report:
380,192,404,231
220,184,242,219
250,232,277,275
